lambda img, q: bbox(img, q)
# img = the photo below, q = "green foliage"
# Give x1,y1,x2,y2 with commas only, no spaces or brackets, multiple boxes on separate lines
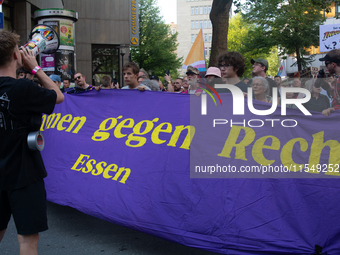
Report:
234,0,340,71
227,14,279,77
130,0,182,78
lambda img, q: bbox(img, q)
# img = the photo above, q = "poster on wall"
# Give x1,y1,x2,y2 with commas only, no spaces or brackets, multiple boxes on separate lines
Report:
59,20,74,47
40,53,55,73
319,24,340,52
43,20,59,36
54,49,75,80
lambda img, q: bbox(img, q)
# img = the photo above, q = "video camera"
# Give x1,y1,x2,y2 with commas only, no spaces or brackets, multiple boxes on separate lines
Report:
314,69,327,88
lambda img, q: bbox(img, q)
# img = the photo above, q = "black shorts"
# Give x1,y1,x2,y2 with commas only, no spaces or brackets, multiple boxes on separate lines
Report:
0,180,48,235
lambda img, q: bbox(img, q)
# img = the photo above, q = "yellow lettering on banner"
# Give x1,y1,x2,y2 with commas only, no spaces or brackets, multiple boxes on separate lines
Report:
92,116,122,141
309,131,340,176
92,161,106,176
84,159,95,173
44,113,61,129
151,122,172,144
71,154,90,171
71,154,131,184
92,117,195,150
65,116,86,133
41,113,86,133
280,138,307,172
103,164,118,179
114,118,134,138
112,167,131,184
218,126,255,161
252,135,280,165
126,118,159,147
167,125,195,150
57,114,73,131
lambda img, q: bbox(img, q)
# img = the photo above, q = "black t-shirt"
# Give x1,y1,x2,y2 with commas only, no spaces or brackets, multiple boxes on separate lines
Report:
0,77,57,190
303,94,330,113
266,77,279,97
214,80,250,93
235,81,250,92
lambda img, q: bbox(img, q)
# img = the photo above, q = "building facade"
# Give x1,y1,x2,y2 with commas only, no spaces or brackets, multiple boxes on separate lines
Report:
176,0,213,65
0,0,133,86
283,3,340,76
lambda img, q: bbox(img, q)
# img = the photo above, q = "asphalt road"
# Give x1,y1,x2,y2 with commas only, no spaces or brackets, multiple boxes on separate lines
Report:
0,202,219,255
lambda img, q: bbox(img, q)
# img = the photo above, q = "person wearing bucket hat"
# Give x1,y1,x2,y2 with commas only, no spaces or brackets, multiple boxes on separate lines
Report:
204,66,224,90
251,58,278,97
49,74,61,90
205,67,221,81
317,49,340,110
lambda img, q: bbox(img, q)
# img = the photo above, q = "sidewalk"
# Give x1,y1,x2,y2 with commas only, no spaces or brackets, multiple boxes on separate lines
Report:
0,202,218,255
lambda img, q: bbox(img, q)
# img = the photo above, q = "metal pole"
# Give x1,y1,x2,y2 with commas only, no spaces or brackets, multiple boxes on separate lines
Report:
120,48,125,87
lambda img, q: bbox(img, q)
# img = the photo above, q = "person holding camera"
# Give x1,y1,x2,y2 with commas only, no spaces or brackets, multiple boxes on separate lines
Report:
318,49,340,110
0,30,64,255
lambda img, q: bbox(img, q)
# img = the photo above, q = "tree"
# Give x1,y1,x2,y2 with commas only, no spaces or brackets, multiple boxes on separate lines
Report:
227,14,279,77
209,0,233,67
234,0,340,71
131,0,182,78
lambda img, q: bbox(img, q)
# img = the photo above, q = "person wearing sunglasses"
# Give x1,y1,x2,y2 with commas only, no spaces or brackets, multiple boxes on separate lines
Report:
319,50,340,110
67,73,97,94
217,51,249,93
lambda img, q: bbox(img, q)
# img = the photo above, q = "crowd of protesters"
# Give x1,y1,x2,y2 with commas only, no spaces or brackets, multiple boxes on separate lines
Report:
3,27,340,255
14,49,340,118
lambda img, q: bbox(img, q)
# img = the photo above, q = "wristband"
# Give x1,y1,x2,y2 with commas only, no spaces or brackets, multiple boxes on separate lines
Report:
31,66,41,75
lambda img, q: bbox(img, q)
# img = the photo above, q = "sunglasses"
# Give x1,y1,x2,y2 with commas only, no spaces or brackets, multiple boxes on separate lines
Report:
75,76,82,80
325,62,331,66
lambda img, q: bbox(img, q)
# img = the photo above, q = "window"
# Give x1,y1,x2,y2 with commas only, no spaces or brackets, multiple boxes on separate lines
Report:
200,20,203,28
92,44,119,86
205,48,209,57
191,7,194,15
200,7,203,14
195,7,198,14
204,20,207,28
191,21,195,29
204,34,207,42
2,4,13,31
196,21,199,29
191,34,195,43
208,20,212,28
204,6,207,14
209,34,212,42
208,6,211,14
336,4,340,15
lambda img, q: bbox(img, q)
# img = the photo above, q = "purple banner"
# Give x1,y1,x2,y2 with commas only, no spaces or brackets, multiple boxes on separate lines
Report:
41,90,340,254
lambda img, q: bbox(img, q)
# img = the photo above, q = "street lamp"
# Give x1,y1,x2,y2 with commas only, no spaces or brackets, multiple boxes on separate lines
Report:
120,48,125,86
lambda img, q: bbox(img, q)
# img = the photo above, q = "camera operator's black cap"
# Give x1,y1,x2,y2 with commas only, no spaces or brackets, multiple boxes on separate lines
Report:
319,54,340,63
150,75,159,81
